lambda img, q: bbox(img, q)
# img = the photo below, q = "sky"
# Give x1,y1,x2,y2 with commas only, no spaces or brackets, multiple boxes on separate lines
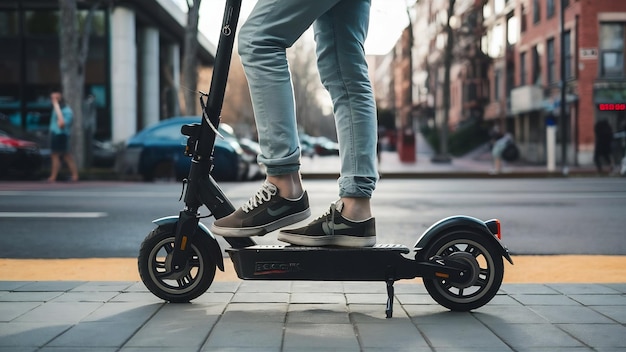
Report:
188,0,412,56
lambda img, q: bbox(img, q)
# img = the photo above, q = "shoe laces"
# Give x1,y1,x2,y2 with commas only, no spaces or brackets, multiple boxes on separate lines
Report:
241,182,277,213
314,200,344,234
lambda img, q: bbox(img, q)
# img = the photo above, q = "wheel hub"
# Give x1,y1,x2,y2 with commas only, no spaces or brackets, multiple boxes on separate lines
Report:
446,252,480,289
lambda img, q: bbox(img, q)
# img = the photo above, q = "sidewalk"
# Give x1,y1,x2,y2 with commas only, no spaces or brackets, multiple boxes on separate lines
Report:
299,134,599,179
1,280,625,351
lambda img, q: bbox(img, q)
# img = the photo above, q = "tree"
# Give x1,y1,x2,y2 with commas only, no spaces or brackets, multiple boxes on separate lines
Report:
58,0,100,169
181,0,202,115
431,0,455,163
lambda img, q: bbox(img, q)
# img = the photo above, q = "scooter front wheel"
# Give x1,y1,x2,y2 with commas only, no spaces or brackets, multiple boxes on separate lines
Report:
138,223,216,302
422,230,504,311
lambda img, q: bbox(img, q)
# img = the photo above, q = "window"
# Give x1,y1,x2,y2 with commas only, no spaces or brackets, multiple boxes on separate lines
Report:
495,69,502,100
533,45,542,85
564,30,573,79
520,4,527,33
533,0,540,24
520,51,527,85
547,38,556,83
547,0,555,19
599,23,625,78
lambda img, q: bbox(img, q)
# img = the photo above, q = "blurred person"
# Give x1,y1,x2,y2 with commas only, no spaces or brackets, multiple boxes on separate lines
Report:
211,0,378,247
47,91,79,182
593,119,614,174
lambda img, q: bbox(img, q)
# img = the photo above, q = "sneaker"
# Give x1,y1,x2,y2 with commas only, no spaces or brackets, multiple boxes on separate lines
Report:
210,181,310,237
278,200,376,247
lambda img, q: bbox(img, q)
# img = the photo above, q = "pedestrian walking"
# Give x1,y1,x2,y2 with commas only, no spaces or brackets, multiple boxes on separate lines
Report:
47,91,79,182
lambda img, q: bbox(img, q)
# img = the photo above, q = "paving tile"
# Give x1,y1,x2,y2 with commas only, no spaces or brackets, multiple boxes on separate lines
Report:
349,303,410,321
81,302,162,323
0,322,71,347
71,281,134,292
0,291,62,302
356,321,429,349
592,305,626,324
513,348,594,352
221,302,287,323
0,347,37,352
14,282,85,292
511,294,581,306
287,303,350,324
473,305,548,324
46,321,142,348
14,302,103,323
204,321,283,349
124,312,218,348
558,324,626,348
529,305,615,324
39,348,117,352
343,282,387,294
404,304,470,324
501,284,560,295
418,320,510,350
603,283,626,293
487,323,584,349
50,291,120,302
237,281,291,293
393,283,428,294
345,293,388,305
205,281,241,293
290,292,346,304
395,293,438,305
283,323,359,350
231,291,289,303
192,292,233,304
0,302,41,322
548,283,622,295
569,294,626,306
291,281,344,293
0,282,32,291
108,291,164,303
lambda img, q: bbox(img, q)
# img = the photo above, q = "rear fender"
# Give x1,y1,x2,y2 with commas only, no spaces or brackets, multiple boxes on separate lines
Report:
153,215,225,271
414,215,513,264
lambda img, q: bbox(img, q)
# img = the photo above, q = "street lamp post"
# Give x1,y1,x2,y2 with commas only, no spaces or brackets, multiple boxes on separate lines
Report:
559,0,568,175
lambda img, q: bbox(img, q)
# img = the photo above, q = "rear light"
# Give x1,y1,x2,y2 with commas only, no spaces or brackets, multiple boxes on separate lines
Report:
485,219,501,240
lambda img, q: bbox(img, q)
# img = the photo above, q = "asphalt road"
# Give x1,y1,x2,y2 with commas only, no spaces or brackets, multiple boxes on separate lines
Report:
0,178,625,259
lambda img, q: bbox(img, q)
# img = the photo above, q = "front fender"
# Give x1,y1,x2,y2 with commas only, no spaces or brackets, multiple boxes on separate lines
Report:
414,215,513,264
153,215,225,271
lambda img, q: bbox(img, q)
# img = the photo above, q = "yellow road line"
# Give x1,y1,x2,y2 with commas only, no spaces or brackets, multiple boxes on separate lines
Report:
1,255,624,283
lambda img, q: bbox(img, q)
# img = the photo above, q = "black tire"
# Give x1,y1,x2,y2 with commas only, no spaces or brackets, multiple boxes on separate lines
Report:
421,230,504,311
138,223,216,302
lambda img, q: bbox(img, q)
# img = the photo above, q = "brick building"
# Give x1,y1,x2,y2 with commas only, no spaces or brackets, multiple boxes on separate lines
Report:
372,0,626,166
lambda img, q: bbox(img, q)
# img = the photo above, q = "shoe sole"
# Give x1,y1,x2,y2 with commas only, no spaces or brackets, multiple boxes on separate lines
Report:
210,208,311,237
277,233,376,247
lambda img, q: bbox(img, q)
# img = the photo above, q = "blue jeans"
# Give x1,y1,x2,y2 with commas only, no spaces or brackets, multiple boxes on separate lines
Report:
238,0,378,198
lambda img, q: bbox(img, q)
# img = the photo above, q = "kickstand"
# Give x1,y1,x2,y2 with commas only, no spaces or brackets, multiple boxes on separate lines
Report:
385,279,395,318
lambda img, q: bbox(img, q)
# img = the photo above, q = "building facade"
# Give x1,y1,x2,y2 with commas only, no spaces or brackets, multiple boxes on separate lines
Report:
373,0,626,166
0,0,215,145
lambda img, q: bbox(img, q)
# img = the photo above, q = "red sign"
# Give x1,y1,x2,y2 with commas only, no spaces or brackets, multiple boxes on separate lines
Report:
598,103,626,111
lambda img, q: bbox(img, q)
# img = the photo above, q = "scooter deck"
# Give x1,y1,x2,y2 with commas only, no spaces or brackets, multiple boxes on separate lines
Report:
226,244,421,281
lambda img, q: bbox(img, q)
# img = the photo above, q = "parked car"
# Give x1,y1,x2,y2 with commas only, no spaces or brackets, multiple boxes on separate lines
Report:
117,117,250,182
0,130,43,179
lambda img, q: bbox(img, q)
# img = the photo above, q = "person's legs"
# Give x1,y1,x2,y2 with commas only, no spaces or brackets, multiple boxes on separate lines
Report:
63,154,79,181
313,0,377,221
277,0,378,247
211,0,342,237
237,0,341,185
48,153,61,182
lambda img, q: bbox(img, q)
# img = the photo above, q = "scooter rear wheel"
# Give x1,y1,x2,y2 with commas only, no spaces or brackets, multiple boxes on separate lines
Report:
138,223,216,302
422,230,504,311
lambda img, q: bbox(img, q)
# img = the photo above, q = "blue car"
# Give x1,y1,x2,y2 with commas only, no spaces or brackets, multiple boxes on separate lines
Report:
118,117,248,181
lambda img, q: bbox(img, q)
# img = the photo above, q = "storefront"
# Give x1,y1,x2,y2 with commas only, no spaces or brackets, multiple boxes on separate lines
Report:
0,0,214,143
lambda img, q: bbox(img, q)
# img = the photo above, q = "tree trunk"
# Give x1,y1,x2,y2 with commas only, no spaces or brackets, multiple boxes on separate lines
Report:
58,0,98,169
434,0,455,162
182,0,202,115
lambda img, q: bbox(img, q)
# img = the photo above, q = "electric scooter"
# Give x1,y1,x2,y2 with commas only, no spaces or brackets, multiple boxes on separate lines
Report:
137,0,513,318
